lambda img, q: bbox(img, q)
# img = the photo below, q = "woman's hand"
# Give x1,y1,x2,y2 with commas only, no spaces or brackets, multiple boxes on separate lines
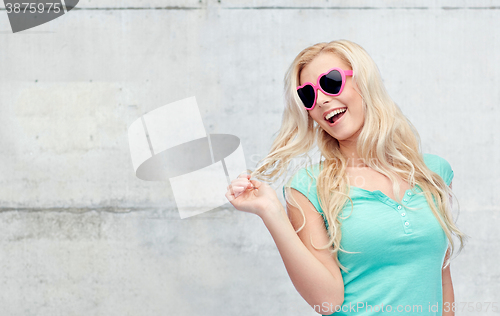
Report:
225,173,283,217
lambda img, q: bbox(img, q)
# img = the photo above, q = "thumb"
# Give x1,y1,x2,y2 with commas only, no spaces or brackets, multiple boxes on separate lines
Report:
238,172,250,179
249,179,262,189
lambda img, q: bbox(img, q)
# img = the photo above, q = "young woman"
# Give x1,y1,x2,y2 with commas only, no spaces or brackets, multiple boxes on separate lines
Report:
225,40,467,316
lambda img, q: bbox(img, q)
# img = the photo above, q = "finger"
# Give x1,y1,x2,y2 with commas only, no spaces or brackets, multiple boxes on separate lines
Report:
225,190,234,202
233,186,245,196
231,178,248,185
233,179,254,191
249,179,262,189
236,178,254,187
237,172,249,179
230,184,245,190
228,185,243,198
227,184,235,197
229,184,245,197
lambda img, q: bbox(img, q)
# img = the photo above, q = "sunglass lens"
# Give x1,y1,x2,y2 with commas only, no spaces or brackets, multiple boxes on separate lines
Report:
297,85,315,108
320,70,342,95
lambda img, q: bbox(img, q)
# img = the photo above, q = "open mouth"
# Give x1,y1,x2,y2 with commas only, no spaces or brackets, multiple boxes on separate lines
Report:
324,107,347,125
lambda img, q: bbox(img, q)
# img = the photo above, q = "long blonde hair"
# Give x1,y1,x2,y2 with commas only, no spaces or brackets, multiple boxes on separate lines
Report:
252,39,467,272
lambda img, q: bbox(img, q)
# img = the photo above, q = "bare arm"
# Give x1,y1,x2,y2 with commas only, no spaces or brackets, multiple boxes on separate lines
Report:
260,189,344,314
442,248,454,316
443,181,455,316
226,175,344,314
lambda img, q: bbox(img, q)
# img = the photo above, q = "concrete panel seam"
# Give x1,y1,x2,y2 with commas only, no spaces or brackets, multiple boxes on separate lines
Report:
0,206,238,214
3,6,500,11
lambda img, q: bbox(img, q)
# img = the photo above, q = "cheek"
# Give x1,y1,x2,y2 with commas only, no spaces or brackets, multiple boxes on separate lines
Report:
347,94,364,116
354,101,365,123
308,110,323,124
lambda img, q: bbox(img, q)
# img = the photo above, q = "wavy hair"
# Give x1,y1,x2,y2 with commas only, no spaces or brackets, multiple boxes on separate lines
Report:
252,39,467,272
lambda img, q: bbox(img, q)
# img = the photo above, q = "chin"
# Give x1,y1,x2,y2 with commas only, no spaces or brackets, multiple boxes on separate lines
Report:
325,129,354,142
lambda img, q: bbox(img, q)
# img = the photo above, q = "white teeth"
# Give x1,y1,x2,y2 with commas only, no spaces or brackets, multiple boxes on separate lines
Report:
325,108,347,120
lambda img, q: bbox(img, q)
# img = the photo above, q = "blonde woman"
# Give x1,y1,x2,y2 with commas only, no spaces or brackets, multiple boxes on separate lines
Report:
225,40,467,316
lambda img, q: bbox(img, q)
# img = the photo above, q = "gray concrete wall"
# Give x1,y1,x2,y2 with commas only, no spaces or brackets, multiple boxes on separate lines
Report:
1,0,498,315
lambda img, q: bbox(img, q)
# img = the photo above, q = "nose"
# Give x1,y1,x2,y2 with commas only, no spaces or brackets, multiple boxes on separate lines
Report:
316,89,333,107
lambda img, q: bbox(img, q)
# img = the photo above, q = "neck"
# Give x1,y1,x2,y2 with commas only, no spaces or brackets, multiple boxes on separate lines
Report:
339,140,368,169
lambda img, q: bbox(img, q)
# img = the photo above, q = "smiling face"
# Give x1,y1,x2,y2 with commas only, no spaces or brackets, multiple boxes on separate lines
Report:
299,52,365,143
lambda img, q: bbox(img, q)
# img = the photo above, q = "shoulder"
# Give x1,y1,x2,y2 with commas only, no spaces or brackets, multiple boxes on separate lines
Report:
423,153,454,186
288,163,322,190
283,163,326,220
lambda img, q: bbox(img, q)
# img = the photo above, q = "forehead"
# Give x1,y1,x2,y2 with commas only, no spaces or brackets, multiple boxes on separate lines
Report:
299,53,349,85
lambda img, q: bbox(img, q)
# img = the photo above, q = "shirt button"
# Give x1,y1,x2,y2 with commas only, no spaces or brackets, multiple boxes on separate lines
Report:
404,221,410,226
401,212,406,217
403,199,407,202
397,205,402,210
407,192,412,196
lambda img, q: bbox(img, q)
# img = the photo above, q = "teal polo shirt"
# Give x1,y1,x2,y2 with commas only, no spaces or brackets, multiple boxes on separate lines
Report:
284,153,454,316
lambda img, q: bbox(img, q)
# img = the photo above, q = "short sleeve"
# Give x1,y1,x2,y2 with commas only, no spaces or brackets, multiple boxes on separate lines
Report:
423,153,454,186
283,165,329,228
439,157,454,186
